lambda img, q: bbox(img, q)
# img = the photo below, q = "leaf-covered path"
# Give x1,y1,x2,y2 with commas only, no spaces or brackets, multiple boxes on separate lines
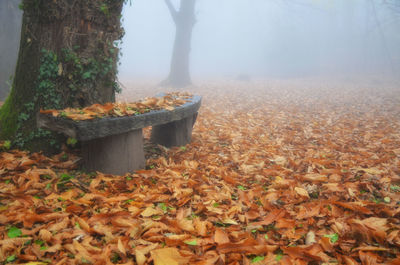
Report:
1,79,400,264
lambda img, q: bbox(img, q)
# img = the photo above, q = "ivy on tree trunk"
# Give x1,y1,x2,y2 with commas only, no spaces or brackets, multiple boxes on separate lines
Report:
0,0,124,154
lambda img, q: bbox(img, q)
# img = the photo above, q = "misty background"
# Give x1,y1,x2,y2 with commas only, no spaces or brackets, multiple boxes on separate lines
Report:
1,0,399,99
0,0,22,100
119,0,400,80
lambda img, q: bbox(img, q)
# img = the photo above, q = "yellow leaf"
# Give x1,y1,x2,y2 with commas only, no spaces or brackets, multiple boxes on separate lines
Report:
135,249,147,265
135,244,159,265
206,206,224,215
151,248,189,265
294,187,310,198
22,261,47,265
355,167,384,175
221,217,238,225
141,206,164,217
58,63,63,76
177,218,195,232
118,238,126,255
273,156,287,166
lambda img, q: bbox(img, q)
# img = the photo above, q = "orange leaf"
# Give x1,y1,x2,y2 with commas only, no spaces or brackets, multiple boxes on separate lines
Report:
214,228,230,245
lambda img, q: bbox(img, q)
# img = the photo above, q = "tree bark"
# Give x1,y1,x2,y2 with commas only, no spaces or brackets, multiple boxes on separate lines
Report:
0,0,124,154
163,0,196,88
0,0,22,101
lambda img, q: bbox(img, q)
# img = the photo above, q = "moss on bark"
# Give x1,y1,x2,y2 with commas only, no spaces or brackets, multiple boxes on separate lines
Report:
0,88,19,139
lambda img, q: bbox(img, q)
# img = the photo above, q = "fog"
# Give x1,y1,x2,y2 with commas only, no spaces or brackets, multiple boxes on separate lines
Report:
118,0,400,80
0,0,22,100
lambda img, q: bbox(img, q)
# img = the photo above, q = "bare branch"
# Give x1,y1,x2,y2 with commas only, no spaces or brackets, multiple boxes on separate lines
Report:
164,0,178,23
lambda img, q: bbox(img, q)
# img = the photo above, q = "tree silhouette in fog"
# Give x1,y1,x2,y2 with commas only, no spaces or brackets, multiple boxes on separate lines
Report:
163,0,196,88
0,0,21,101
384,0,400,14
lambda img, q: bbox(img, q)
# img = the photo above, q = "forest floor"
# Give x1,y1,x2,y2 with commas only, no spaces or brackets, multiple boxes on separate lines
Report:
1,78,400,264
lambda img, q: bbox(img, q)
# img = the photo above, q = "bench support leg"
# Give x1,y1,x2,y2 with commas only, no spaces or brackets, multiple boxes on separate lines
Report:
150,113,198,147
82,129,145,175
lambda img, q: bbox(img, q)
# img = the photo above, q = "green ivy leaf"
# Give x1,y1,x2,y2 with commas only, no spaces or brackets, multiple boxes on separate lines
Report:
67,137,78,146
59,173,74,181
158,202,168,212
275,253,283,261
6,255,16,262
323,233,339,243
251,256,264,263
40,245,48,251
3,140,11,150
184,239,197,246
390,185,400,192
237,185,246,191
35,239,45,246
82,71,92,79
124,199,134,204
7,226,22,238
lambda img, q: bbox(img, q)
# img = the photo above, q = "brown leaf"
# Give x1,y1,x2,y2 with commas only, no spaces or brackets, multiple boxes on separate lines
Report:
151,248,190,265
301,173,328,183
141,206,164,217
214,228,230,245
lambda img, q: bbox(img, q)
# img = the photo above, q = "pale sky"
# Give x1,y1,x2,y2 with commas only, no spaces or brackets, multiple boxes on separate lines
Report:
118,0,400,79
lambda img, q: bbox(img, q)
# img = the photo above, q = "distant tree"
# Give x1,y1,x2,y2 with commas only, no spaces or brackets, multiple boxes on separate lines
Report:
384,0,400,14
163,0,196,88
0,0,124,153
0,0,22,101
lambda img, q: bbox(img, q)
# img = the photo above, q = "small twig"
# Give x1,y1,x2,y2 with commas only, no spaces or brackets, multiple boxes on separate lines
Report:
70,179,90,193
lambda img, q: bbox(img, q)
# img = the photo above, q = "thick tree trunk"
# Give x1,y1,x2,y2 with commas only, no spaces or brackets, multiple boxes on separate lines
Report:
0,0,22,100
163,0,196,88
0,0,124,153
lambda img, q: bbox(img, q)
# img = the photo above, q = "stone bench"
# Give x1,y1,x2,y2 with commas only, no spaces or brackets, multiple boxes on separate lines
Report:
37,95,202,175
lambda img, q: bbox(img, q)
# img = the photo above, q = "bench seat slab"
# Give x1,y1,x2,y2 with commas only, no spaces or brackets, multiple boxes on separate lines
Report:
36,95,202,175
36,95,202,141
82,129,145,175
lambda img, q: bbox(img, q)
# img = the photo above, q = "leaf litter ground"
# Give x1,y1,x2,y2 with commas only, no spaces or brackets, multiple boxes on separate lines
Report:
1,78,400,264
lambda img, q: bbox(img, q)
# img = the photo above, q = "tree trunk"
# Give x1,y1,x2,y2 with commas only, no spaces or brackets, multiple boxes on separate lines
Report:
163,0,196,88
0,0,22,101
0,0,124,154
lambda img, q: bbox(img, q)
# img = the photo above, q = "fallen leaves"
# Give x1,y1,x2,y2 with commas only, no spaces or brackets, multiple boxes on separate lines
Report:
300,173,328,183
1,80,400,264
151,248,189,265
39,92,193,121
294,187,310,198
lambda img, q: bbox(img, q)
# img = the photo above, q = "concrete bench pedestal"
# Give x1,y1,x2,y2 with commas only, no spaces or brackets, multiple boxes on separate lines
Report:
82,129,145,175
151,113,197,147
37,95,202,175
